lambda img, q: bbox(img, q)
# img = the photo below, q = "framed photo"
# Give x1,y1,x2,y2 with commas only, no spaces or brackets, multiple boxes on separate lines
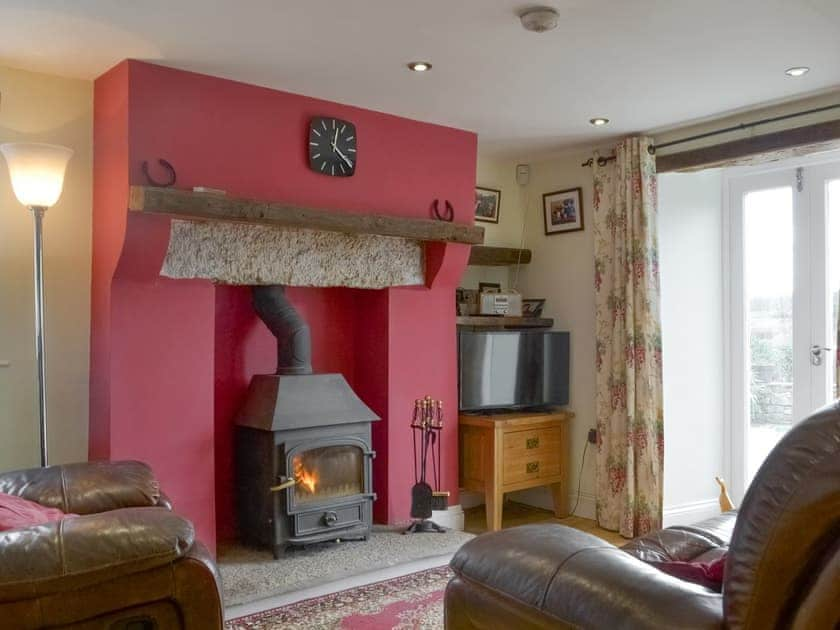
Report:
475,187,501,224
521,298,546,318
543,187,584,235
478,282,501,294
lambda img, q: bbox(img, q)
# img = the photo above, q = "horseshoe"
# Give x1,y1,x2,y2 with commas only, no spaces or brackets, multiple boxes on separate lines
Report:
141,159,177,187
432,199,454,222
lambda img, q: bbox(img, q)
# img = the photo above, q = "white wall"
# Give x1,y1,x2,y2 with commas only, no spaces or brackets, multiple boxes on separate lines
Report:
658,170,725,525
0,66,92,471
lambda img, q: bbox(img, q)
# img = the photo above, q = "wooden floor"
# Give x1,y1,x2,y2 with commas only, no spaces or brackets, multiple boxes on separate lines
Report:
464,501,627,546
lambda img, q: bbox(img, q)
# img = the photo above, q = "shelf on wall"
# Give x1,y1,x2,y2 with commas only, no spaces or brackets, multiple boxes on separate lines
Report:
456,316,553,329
128,185,485,245
468,245,532,266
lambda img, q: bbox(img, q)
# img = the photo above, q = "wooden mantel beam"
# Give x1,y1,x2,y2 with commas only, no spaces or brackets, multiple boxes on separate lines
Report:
128,186,485,245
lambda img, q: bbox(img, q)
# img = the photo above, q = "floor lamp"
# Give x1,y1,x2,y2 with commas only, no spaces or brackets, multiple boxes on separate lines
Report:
1,143,73,467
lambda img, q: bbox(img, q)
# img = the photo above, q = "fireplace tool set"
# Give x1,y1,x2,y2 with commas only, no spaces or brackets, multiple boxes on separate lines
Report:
404,396,449,534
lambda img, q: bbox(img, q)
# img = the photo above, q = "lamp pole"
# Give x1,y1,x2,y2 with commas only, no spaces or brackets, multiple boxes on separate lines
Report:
31,205,48,467
1,142,73,469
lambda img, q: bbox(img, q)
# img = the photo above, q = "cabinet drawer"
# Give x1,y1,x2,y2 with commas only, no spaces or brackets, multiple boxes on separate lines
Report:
503,427,562,457
502,452,561,485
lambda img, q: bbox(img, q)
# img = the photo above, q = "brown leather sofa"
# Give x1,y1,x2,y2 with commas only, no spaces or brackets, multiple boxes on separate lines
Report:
446,400,840,629
0,460,223,629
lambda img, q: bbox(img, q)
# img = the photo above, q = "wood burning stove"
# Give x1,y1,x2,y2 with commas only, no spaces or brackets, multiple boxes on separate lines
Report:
235,286,379,558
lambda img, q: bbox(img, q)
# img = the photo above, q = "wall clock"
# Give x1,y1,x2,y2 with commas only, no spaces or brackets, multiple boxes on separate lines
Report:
308,117,357,177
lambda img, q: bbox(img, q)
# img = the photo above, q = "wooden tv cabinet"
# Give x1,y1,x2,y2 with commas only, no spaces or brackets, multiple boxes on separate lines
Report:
459,410,573,532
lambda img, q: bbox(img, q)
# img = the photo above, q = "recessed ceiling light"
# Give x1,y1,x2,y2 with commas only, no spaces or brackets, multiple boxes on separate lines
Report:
785,66,810,77
589,117,610,127
407,61,432,72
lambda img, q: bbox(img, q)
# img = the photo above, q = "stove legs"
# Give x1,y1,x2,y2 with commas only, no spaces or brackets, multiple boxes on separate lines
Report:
273,544,287,559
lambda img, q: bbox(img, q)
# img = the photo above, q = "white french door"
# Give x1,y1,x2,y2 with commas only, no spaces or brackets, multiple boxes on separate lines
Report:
726,153,840,500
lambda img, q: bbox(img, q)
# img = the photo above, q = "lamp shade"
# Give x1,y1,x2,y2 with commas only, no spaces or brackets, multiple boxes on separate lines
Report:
0,143,74,208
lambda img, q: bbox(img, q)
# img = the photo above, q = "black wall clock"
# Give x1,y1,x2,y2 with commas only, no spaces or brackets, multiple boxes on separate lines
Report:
308,117,357,177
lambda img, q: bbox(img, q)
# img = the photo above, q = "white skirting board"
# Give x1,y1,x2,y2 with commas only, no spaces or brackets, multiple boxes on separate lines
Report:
431,504,465,531
461,490,721,528
662,498,721,527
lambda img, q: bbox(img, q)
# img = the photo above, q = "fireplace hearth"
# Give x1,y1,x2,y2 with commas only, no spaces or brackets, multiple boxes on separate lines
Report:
235,286,379,558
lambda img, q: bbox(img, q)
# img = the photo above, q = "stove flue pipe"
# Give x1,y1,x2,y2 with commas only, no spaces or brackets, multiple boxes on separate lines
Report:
252,285,313,375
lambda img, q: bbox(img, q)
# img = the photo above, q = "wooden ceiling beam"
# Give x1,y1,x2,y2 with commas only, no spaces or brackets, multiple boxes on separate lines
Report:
656,119,840,173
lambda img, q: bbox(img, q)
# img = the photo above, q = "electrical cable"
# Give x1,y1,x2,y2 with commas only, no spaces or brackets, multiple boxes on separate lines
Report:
568,439,589,517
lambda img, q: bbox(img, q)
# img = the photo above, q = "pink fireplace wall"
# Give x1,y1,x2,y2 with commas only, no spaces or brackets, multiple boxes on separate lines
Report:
91,61,475,550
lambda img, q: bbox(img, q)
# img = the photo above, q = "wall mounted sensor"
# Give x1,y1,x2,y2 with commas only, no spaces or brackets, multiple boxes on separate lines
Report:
516,164,530,186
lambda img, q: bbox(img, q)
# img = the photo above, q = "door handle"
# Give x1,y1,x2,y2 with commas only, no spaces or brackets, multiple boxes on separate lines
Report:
810,345,833,367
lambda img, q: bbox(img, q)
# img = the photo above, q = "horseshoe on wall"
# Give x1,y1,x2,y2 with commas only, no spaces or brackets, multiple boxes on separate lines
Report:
432,199,454,222
141,159,177,187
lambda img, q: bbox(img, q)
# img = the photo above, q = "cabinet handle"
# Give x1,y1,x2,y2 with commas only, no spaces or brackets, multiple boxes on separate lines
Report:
526,461,539,474
526,437,540,449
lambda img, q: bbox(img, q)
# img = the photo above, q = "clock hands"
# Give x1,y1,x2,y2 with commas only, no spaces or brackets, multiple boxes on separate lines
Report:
333,146,354,169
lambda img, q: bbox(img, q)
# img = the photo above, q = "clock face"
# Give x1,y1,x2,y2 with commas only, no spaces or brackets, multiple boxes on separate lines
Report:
308,117,357,177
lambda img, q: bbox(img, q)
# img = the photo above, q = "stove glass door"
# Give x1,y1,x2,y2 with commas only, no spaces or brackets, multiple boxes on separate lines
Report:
291,444,364,507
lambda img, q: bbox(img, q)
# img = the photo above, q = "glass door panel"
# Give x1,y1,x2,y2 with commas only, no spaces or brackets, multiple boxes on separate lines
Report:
826,179,840,399
743,187,794,481
728,155,840,499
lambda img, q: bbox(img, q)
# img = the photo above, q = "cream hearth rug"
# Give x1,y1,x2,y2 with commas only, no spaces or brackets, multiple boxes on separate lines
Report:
218,526,473,606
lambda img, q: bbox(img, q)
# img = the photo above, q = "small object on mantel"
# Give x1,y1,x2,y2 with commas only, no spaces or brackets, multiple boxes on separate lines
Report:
192,186,226,195
141,159,176,187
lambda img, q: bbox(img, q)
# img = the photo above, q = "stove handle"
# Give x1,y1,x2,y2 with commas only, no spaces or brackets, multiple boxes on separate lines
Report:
270,477,296,492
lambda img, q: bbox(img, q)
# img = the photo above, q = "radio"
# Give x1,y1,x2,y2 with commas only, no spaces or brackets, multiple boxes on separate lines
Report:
479,290,522,316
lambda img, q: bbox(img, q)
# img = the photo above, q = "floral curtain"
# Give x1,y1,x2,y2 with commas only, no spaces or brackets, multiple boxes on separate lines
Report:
592,136,663,538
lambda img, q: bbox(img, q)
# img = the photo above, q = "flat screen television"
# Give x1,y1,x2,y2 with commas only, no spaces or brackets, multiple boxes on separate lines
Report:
458,330,570,412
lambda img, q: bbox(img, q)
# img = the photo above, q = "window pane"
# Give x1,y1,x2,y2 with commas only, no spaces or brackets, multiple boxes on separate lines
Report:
744,187,793,481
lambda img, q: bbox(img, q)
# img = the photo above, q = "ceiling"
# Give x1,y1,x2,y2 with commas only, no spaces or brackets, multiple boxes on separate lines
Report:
1,0,839,158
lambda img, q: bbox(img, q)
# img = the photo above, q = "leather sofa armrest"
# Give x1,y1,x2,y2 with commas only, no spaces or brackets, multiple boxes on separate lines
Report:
0,461,162,514
449,524,724,630
0,507,194,602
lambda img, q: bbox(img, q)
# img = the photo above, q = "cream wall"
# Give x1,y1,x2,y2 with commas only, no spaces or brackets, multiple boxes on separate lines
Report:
461,155,528,292
464,149,600,517
0,66,92,471
509,152,599,516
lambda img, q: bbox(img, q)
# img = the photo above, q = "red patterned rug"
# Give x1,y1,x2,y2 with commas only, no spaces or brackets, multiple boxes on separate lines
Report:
226,565,452,629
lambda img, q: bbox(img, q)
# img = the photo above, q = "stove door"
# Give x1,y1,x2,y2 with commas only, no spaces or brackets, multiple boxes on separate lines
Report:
285,438,372,513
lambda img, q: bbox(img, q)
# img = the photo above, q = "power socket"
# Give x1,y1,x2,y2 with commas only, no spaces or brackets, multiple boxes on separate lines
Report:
587,428,598,444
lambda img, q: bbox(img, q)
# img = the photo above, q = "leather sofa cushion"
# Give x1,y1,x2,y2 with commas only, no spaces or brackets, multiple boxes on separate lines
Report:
0,507,194,601
0,461,161,515
622,511,736,563
450,524,614,609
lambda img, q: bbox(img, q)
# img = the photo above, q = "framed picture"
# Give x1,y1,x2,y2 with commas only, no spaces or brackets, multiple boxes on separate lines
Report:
543,187,584,235
475,187,501,224
478,282,501,294
521,298,546,318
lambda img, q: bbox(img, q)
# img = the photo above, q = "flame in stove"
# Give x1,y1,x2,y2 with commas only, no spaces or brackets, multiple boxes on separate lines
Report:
293,458,318,494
